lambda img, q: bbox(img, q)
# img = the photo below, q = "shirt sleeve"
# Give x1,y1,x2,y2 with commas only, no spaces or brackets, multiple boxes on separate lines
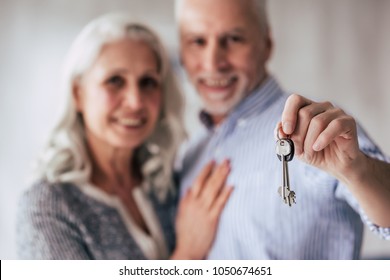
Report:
335,123,390,240
16,183,91,259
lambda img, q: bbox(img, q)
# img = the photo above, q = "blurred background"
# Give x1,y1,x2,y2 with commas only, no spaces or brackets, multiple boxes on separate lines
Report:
1,0,389,259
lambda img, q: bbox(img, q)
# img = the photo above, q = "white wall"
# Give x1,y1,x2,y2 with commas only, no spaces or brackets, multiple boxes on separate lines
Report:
1,0,389,259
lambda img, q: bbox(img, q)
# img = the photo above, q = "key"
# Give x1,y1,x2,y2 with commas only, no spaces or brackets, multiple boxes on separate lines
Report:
276,138,294,162
276,139,290,203
276,138,296,207
283,158,296,206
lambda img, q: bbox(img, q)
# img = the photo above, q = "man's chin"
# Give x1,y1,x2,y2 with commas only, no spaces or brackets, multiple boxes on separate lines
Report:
203,101,235,117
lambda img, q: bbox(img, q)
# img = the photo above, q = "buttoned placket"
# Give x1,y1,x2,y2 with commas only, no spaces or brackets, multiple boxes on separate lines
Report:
207,117,248,162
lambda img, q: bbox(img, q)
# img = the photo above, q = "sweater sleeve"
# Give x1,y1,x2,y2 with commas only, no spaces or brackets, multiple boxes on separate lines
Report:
16,182,92,259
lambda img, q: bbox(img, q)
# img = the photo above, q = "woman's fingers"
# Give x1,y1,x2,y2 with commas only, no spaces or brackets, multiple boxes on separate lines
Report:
200,159,231,209
175,160,233,259
209,185,234,219
190,159,232,210
191,160,215,197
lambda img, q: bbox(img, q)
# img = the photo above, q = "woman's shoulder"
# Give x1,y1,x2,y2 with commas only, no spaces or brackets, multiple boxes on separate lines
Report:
16,181,94,259
19,180,82,215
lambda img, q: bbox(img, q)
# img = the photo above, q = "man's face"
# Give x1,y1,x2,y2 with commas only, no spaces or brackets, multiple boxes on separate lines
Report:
179,0,272,119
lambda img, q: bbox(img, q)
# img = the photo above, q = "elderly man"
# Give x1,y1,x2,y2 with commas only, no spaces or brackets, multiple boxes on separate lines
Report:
175,0,390,259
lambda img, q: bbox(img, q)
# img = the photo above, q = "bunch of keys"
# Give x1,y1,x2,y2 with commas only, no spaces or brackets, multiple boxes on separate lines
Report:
275,129,296,207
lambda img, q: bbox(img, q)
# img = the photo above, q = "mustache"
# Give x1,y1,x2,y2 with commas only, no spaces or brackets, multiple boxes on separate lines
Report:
194,73,236,81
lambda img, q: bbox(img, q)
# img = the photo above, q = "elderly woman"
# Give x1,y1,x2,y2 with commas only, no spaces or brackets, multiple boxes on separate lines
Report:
16,13,232,259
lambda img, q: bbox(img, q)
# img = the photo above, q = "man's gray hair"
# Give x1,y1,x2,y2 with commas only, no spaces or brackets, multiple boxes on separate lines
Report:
33,13,186,201
252,0,269,33
174,0,269,34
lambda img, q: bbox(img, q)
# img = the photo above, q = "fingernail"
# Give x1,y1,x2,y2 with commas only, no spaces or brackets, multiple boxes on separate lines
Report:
313,142,321,151
283,122,293,135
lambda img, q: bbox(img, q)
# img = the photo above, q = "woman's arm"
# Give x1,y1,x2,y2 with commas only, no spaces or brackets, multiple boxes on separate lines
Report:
16,184,91,260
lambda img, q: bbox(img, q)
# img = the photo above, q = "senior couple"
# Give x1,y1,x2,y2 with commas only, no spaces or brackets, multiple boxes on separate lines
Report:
17,0,390,260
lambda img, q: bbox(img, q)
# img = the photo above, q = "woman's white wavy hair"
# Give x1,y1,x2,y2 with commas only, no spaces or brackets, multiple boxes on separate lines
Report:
33,13,186,201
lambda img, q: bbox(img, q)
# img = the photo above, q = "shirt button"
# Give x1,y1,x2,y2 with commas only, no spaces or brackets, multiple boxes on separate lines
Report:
237,118,247,127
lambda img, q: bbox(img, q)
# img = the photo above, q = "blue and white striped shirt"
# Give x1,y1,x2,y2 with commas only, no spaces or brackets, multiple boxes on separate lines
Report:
178,76,390,259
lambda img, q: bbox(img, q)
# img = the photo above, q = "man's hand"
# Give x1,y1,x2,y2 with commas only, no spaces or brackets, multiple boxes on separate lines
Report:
277,93,362,178
277,94,390,227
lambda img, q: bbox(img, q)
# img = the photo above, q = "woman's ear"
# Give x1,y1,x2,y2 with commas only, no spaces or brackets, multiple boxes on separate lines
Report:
72,82,83,112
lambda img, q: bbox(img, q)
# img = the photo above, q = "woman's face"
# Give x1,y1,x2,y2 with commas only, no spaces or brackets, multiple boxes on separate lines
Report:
74,38,162,151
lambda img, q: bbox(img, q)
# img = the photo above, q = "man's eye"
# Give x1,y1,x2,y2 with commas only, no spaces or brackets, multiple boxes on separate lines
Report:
225,35,244,44
139,76,159,89
106,75,124,87
228,35,243,42
190,38,206,46
219,35,244,48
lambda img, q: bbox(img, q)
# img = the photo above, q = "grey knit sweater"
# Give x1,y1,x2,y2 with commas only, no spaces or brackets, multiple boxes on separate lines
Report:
16,181,176,259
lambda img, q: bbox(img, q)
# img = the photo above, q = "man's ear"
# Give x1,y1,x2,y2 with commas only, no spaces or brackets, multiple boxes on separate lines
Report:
72,82,83,112
264,29,274,61
178,51,184,67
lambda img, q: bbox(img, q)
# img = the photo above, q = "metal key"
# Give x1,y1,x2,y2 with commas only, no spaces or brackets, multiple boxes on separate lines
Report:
276,138,296,206
276,138,292,203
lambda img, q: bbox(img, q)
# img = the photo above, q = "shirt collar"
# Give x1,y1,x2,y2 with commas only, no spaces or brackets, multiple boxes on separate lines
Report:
199,75,283,131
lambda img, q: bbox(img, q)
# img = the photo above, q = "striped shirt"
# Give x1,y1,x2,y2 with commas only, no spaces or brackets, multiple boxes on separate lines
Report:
178,76,390,259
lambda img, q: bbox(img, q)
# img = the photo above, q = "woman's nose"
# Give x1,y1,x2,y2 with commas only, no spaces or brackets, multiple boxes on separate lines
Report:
122,85,143,109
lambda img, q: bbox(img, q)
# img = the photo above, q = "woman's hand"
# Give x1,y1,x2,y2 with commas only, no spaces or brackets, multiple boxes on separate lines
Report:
171,159,233,260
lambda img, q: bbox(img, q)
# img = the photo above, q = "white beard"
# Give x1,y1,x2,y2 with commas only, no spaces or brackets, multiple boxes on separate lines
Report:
200,74,249,116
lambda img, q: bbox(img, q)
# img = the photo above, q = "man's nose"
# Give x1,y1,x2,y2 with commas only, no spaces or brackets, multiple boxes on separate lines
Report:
202,41,228,72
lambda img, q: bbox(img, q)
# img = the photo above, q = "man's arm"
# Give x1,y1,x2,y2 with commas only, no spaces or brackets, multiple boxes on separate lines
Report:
339,152,390,227
279,93,390,227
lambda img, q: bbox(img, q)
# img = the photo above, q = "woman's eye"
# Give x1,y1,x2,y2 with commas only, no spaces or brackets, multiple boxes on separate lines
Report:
139,76,159,90
106,75,124,87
